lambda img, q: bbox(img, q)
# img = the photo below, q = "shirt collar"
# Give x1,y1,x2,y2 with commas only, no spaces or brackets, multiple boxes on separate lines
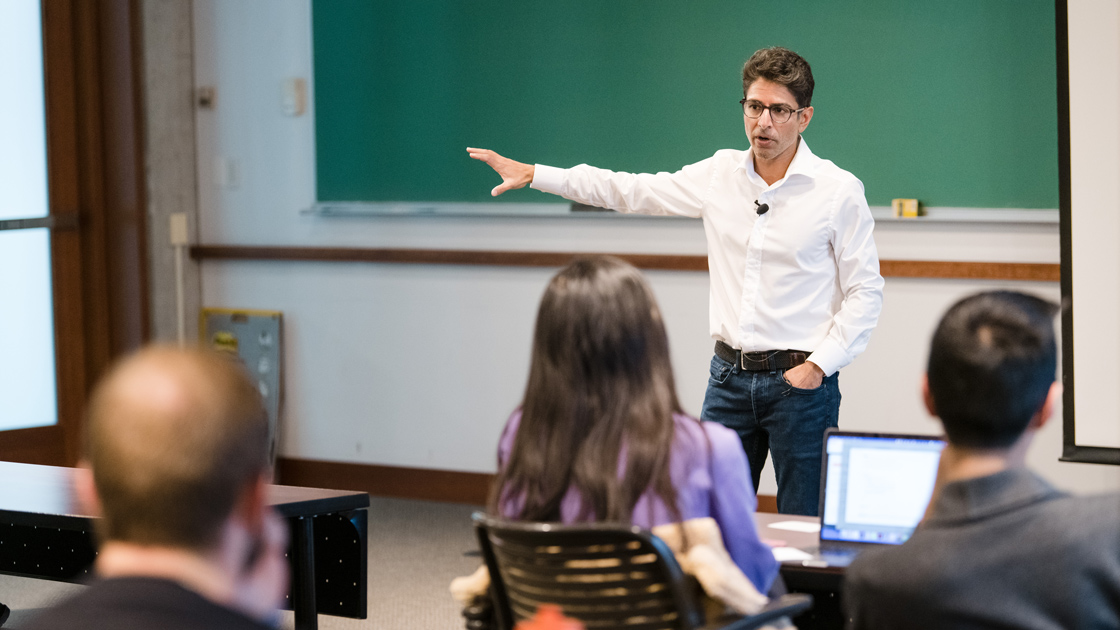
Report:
925,468,1065,526
738,136,822,188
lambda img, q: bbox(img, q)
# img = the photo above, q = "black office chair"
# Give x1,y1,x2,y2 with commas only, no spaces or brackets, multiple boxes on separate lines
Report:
472,513,811,630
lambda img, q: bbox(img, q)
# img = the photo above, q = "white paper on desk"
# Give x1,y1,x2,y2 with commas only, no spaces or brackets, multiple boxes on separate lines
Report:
767,520,821,533
772,547,814,562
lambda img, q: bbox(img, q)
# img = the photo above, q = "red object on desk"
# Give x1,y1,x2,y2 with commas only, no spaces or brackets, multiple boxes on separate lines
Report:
514,605,586,630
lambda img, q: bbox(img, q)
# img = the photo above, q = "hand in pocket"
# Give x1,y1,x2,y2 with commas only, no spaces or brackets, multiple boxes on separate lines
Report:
784,362,824,389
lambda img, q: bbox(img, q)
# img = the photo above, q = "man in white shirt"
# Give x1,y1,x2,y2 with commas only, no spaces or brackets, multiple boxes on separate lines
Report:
468,47,883,515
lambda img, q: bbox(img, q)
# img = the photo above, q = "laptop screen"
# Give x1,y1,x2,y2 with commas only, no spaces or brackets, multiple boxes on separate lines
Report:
818,430,946,545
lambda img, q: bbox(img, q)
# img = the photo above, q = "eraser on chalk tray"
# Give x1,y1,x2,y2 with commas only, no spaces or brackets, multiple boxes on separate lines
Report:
891,198,922,218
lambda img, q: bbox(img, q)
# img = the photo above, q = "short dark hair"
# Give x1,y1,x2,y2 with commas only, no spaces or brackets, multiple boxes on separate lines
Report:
927,291,1059,449
742,47,815,108
86,346,270,550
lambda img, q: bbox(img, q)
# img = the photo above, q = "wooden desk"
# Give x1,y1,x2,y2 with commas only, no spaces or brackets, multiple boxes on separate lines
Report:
757,513,844,630
0,461,369,630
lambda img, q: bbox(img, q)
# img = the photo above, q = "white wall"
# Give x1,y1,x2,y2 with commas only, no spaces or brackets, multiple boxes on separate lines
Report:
192,0,1120,496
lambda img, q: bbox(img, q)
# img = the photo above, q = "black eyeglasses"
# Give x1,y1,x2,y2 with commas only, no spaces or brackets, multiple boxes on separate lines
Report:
740,98,805,124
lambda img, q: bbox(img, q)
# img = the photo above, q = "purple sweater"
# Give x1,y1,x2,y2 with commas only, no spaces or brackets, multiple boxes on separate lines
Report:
497,411,780,593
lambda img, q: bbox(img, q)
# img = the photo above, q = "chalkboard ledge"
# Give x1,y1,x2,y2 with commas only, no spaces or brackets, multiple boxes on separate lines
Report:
870,207,1058,224
303,202,689,220
304,202,1058,225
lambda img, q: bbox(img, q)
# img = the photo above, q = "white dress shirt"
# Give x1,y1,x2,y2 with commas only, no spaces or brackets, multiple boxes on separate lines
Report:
531,137,883,377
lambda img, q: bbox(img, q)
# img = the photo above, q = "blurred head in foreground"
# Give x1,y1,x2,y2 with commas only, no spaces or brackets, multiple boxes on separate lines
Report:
84,345,271,549
48,345,289,628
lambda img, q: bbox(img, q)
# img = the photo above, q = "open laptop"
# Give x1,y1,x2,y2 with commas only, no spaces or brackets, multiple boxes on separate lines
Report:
795,429,946,568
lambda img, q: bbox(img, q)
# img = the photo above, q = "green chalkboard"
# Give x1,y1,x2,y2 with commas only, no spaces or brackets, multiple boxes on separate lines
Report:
312,0,1057,209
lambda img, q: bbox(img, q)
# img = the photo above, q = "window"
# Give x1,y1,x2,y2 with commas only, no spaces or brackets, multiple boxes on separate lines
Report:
0,0,57,431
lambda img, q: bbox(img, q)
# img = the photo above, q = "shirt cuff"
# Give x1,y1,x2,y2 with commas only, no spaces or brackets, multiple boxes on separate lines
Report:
807,338,851,377
530,164,565,194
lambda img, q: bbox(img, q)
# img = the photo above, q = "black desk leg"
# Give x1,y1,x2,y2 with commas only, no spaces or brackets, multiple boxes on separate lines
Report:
293,516,318,630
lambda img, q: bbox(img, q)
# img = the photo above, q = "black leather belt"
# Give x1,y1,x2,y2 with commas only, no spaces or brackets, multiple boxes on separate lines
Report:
715,341,809,372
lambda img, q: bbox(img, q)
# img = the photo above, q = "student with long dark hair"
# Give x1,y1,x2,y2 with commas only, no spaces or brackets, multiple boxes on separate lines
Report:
490,256,779,593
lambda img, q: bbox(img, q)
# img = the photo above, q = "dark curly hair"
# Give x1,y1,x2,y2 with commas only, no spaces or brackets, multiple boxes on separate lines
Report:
742,47,815,108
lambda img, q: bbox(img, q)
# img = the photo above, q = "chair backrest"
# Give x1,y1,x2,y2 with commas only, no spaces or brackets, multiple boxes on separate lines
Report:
473,512,704,630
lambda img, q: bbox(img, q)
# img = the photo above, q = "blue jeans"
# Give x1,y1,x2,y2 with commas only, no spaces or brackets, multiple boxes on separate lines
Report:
700,353,840,516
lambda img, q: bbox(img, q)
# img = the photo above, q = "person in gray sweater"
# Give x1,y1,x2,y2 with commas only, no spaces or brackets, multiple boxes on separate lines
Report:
844,291,1120,630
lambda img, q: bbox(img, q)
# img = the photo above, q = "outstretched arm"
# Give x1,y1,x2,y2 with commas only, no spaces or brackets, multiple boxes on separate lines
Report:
469,147,710,218
467,147,535,196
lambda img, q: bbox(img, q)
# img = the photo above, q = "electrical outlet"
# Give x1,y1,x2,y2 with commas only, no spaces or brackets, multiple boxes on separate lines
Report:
214,156,240,190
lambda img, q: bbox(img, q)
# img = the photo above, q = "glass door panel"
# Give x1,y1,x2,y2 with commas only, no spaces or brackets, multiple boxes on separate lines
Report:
0,229,57,430
0,0,48,220
1,0,57,431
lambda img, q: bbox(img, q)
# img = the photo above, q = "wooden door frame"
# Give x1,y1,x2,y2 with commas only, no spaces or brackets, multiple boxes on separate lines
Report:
0,0,148,465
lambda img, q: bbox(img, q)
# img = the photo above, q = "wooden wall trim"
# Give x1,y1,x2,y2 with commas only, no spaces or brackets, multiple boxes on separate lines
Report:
192,245,1059,281
190,246,709,272
756,495,777,514
275,457,781,513
0,427,66,467
275,458,495,506
878,260,1060,282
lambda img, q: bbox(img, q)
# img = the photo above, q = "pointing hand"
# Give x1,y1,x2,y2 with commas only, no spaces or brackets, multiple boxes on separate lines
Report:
467,147,535,196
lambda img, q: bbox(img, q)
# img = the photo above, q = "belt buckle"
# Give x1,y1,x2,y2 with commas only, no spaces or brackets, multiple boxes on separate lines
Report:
740,352,769,371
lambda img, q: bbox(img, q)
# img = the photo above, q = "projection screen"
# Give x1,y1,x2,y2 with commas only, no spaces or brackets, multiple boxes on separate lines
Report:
1059,0,1120,464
